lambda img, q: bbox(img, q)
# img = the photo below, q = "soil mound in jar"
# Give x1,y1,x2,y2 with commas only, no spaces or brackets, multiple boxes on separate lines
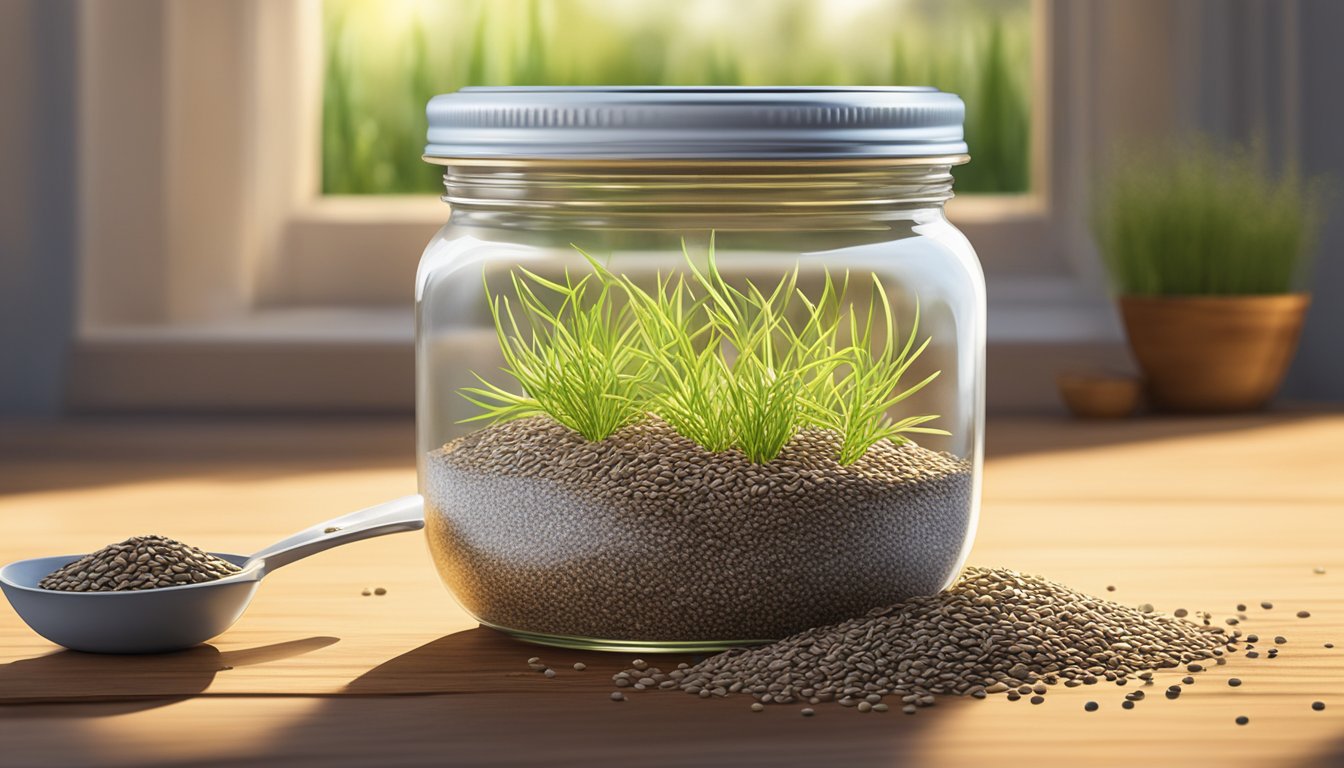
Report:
39,535,241,591
424,416,973,642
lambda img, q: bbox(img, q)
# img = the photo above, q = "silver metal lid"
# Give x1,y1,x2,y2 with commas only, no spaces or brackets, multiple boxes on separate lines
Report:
424,86,967,161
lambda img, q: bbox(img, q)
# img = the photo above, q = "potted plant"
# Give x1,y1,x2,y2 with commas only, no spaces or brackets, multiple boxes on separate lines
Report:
1092,138,1324,413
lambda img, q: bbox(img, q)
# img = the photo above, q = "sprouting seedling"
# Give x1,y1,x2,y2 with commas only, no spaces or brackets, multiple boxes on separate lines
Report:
802,276,947,465
460,235,948,464
458,267,649,442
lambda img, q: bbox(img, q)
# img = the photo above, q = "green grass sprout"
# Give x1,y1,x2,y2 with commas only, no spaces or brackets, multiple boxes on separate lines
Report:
803,279,947,465
462,237,947,465
458,267,649,441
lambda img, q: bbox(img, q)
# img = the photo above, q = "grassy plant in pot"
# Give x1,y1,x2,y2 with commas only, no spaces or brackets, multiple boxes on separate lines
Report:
423,243,974,652
1093,139,1323,413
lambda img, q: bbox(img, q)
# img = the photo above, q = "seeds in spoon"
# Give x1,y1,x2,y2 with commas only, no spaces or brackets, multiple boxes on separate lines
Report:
39,535,240,592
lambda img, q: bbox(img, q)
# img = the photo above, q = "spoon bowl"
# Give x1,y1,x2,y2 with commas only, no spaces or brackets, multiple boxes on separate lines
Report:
0,495,424,654
1,555,260,654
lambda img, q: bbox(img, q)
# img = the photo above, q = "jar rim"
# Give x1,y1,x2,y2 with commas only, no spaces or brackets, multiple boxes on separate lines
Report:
424,86,968,162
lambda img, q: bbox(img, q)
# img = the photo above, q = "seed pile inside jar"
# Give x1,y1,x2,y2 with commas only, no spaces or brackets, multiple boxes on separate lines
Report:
612,567,1233,710
38,535,241,591
425,416,973,641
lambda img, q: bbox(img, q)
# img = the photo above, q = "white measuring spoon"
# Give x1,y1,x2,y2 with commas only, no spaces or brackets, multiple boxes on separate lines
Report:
0,495,424,654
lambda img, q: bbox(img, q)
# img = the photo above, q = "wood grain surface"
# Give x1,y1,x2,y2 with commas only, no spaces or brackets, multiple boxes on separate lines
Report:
1,414,1342,767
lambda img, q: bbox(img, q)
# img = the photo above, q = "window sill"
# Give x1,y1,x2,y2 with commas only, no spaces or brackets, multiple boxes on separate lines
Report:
68,279,1124,414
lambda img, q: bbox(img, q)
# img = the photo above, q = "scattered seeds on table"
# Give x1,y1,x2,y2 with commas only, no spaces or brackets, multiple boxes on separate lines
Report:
544,668,556,678
1107,585,1117,592
1122,700,1135,710
374,587,387,596
1247,634,1260,643
1138,603,1154,613
1297,610,1312,618
361,588,371,596
612,567,1230,714
1314,567,1326,574
38,535,241,592
1236,716,1249,725
1228,678,1242,687
324,526,340,534
1085,701,1099,712
1247,652,1260,659
1030,696,1045,705
610,692,625,702
573,662,587,671
1174,608,1188,618
873,703,889,712
1182,676,1195,685
1326,643,1335,649
801,707,815,717
527,657,541,664
1261,602,1273,610
902,704,917,715
1236,604,1247,612
750,703,764,712
1313,702,1326,711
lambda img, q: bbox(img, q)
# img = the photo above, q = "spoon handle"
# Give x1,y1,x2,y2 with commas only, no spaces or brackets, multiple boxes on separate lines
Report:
246,495,425,574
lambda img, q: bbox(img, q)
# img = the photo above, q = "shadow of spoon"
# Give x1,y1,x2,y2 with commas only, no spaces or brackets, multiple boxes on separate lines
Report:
0,636,339,716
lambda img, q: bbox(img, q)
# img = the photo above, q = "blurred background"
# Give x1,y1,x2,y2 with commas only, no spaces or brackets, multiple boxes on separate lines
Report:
1,0,1341,420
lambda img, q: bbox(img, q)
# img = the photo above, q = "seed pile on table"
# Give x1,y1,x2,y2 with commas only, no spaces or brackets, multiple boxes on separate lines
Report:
425,416,973,641
611,567,1234,710
38,535,240,591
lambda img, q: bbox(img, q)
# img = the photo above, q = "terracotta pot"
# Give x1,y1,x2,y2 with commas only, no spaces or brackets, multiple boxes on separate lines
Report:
1118,294,1310,413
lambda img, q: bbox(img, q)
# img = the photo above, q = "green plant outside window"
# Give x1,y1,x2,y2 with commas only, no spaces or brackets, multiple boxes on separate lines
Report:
323,0,1032,195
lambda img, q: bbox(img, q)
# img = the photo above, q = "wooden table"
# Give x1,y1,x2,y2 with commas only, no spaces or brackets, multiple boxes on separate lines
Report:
2,414,1342,767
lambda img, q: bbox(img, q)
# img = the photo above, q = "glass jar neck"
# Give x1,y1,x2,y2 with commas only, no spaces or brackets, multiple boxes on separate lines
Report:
434,158,963,229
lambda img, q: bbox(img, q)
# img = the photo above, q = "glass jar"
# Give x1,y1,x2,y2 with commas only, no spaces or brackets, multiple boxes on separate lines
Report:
417,87,984,652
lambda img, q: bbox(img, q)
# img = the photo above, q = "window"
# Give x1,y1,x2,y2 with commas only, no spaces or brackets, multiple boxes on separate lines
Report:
321,0,1033,196
76,1,1285,410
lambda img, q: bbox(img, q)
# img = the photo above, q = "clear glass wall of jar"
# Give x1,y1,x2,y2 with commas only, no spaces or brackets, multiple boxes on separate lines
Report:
417,88,984,652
